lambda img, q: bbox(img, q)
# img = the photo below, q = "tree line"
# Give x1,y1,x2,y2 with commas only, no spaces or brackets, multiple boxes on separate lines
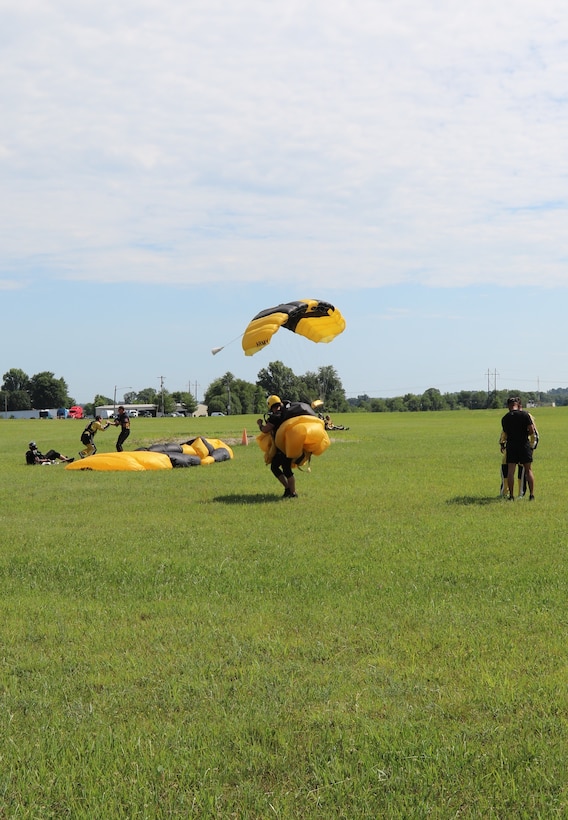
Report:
3,365,567,416
0,362,348,416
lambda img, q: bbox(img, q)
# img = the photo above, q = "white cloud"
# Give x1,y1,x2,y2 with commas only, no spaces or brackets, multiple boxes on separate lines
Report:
2,0,568,289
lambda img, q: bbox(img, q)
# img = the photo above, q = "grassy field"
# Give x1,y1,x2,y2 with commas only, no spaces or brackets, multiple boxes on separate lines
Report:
0,409,566,818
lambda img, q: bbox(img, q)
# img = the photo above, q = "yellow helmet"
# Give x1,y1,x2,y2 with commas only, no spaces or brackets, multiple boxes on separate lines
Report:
267,395,282,409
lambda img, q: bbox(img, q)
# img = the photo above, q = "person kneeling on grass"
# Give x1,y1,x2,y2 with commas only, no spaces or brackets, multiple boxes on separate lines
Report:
25,441,74,465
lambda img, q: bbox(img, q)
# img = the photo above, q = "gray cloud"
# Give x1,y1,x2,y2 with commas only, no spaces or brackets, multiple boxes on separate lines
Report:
2,0,567,288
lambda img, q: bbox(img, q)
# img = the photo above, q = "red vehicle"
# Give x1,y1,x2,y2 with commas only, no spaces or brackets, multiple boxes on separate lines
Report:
68,405,84,419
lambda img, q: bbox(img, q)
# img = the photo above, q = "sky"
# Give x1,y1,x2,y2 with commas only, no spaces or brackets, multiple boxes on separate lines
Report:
2,0,568,403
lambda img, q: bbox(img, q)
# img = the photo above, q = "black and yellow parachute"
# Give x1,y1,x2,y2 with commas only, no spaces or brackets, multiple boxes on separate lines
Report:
242,299,345,357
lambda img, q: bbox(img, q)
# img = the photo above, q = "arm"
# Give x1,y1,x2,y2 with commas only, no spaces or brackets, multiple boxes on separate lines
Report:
257,418,275,434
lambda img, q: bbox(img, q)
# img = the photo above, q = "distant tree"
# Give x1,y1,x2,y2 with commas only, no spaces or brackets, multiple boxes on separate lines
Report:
204,373,240,415
8,390,33,411
444,392,458,410
386,396,405,412
420,388,447,411
136,387,159,404
403,393,421,411
256,361,302,401
171,391,197,415
369,398,388,412
230,380,264,414
301,365,348,411
94,394,113,407
2,368,30,393
28,372,69,408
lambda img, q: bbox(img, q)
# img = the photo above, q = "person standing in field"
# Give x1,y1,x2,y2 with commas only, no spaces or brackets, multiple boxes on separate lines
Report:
501,397,536,500
499,400,539,497
79,415,110,459
111,406,131,451
257,395,298,498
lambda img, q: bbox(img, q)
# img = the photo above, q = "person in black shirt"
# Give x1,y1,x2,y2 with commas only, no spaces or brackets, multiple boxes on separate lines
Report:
25,442,73,464
257,395,298,498
501,397,536,500
111,406,131,451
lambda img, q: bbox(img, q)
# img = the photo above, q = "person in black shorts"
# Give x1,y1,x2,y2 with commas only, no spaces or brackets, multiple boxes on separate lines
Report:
111,406,131,452
25,442,74,464
501,397,536,500
257,395,298,498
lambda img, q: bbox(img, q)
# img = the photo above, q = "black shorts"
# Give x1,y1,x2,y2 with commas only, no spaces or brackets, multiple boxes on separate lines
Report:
506,443,533,465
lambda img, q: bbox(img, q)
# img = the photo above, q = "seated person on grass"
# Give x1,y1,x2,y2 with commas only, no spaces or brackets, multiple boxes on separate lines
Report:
25,442,74,465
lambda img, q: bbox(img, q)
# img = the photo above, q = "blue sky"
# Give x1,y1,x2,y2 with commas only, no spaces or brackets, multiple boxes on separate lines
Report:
2,0,567,403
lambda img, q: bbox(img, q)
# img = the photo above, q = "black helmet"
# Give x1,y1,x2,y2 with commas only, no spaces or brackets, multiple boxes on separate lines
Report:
29,441,37,448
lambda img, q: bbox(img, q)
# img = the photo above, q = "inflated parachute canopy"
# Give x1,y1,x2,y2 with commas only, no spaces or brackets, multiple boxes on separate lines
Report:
257,405,330,468
242,299,345,356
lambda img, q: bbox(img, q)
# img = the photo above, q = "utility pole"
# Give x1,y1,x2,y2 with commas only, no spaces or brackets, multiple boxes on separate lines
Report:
486,368,499,406
158,376,165,416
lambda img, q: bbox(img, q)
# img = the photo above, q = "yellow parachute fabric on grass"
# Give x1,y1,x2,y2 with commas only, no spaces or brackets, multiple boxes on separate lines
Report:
242,299,345,356
66,451,172,471
181,438,234,464
257,416,330,468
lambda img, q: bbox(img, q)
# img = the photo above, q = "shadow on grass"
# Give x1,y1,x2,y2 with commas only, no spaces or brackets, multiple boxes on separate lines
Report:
447,495,504,506
213,493,282,504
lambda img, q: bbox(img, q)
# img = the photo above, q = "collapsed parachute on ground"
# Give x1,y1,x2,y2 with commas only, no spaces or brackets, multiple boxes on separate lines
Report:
66,438,234,471
257,402,330,469
242,299,346,356
146,437,234,466
66,451,173,471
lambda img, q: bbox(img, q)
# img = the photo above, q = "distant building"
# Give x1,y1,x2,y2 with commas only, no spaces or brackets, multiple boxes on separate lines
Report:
95,404,157,419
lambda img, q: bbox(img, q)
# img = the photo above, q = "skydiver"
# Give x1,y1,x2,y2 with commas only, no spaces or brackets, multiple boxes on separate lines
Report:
79,415,111,458
110,406,131,451
257,395,298,498
25,442,74,465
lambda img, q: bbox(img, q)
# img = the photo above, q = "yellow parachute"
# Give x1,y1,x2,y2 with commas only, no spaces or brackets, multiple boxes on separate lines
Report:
65,438,234,471
257,413,330,469
66,451,172,471
242,299,345,356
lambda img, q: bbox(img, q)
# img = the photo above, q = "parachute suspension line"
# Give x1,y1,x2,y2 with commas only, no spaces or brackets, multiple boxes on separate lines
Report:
211,333,244,355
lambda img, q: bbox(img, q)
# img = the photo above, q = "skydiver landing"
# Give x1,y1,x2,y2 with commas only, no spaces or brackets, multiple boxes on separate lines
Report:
257,395,298,498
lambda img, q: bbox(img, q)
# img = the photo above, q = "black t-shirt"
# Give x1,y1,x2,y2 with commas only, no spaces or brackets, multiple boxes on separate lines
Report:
501,410,532,445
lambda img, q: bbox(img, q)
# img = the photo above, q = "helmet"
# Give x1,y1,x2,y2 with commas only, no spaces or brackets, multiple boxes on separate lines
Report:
267,395,282,409
29,441,36,448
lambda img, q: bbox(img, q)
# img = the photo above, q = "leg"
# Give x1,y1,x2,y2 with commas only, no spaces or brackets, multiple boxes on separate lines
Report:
517,464,525,497
507,463,516,498
282,458,297,497
116,429,130,452
500,463,508,496
522,462,535,497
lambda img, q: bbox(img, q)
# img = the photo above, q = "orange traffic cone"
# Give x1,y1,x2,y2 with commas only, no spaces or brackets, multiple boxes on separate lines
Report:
242,429,248,445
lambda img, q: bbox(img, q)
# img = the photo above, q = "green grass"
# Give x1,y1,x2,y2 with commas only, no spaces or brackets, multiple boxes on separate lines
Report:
0,410,567,818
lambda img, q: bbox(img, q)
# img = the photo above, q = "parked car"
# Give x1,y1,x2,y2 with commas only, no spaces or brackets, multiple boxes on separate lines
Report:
211,412,225,416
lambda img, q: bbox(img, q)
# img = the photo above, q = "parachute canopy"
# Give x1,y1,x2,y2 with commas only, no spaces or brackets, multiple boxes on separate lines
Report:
65,451,172,471
242,299,345,356
257,406,330,469
66,439,234,471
